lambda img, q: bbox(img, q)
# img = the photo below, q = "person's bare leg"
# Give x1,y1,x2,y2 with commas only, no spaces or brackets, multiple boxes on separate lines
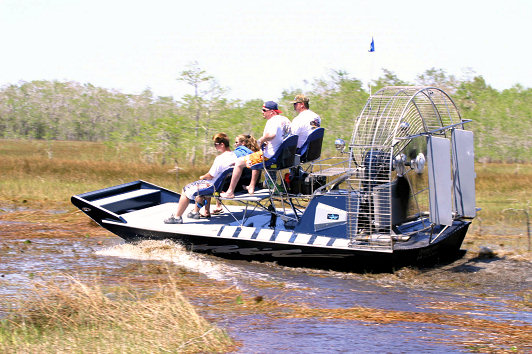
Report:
213,199,223,214
194,196,205,214
246,170,260,194
220,159,245,198
201,197,212,217
175,191,191,217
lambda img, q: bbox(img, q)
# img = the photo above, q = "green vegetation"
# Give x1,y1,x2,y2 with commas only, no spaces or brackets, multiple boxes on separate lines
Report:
0,275,234,353
0,65,530,164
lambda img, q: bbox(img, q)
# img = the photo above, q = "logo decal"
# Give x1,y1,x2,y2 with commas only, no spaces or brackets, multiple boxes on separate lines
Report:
315,203,347,231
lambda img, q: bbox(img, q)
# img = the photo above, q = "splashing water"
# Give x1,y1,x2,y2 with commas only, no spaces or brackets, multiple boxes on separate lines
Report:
95,239,303,290
95,240,231,282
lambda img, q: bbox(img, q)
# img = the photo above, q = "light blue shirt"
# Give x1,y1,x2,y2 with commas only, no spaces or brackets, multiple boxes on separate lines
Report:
234,145,253,158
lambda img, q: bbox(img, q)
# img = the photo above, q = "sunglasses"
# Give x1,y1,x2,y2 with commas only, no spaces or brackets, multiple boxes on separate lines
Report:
262,109,270,112
214,142,222,146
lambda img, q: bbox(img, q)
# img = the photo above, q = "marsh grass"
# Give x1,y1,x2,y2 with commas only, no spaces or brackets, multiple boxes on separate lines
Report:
475,162,532,216
0,139,210,205
469,163,532,248
0,274,235,353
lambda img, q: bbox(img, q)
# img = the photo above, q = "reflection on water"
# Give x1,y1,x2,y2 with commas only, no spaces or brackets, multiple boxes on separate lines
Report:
1,235,530,352
226,318,467,353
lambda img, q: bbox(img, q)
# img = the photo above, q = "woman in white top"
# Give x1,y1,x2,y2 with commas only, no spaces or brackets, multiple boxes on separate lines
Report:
164,133,235,224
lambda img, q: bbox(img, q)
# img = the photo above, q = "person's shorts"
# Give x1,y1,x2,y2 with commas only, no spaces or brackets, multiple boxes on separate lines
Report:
183,180,214,199
244,150,269,168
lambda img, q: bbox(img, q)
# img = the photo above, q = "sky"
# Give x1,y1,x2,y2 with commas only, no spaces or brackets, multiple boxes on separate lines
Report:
1,0,530,101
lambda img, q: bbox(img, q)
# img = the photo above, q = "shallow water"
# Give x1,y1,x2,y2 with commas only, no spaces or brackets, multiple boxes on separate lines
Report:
1,228,530,352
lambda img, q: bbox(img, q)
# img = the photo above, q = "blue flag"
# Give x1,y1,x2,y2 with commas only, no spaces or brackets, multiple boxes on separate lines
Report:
369,37,375,52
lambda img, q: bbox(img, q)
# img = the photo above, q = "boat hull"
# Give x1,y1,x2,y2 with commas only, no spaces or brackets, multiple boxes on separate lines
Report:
72,180,471,273
100,218,470,272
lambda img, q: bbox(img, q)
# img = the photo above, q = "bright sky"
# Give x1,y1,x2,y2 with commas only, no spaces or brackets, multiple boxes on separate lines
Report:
1,0,530,101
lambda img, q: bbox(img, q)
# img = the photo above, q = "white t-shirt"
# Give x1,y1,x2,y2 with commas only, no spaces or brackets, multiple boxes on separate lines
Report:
263,114,291,158
291,109,321,148
207,151,236,182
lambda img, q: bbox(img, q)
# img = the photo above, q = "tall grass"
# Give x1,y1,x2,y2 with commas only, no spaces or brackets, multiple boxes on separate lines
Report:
0,275,234,353
474,162,532,226
0,139,209,205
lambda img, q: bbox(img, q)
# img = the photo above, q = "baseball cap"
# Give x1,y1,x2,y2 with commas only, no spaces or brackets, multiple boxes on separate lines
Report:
262,101,282,113
290,94,310,104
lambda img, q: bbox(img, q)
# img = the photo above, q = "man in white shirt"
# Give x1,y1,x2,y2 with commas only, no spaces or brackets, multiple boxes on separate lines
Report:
290,94,321,149
220,101,291,197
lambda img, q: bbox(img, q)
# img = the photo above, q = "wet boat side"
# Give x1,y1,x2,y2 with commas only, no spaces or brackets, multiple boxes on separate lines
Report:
98,208,470,272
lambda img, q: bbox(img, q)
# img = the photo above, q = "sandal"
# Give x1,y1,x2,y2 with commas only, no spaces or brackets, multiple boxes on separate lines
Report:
200,212,211,218
164,215,183,224
212,208,223,215
187,211,200,219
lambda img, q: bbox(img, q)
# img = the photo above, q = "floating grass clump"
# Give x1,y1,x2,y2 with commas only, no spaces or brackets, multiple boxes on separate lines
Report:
0,275,235,353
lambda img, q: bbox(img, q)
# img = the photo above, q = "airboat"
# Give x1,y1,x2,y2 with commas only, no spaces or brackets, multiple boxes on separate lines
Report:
72,86,476,272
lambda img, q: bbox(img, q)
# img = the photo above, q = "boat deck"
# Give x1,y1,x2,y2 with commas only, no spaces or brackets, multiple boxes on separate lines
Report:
102,201,357,250
119,202,270,227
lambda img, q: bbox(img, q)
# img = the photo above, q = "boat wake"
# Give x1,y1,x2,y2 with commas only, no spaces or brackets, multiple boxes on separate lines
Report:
96,240,231,281
95,239,290,288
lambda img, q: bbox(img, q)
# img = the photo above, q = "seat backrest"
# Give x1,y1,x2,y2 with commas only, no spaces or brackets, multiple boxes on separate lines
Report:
194,167,251,196
191,168,233,197
297,127,324,163
251,134,298,170
213,168,234,192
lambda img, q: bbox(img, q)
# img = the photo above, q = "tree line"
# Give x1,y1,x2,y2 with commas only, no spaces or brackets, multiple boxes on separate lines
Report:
0,64,530,164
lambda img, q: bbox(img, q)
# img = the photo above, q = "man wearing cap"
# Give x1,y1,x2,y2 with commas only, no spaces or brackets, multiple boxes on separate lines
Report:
290,94,321,149
220,101,290,198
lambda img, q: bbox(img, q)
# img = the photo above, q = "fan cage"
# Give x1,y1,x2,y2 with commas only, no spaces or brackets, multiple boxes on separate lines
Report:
346,86,465,249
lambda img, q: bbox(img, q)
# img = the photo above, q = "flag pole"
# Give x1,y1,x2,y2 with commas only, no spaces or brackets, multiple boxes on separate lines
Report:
368,37,375,97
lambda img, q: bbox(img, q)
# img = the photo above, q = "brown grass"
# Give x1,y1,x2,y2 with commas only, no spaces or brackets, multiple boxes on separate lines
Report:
0,139,210,205
0,274,235,353
475,162,532,221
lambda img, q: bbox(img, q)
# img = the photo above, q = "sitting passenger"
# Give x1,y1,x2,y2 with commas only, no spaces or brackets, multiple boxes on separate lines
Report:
209,134,260,215
234,134,260,157
220,101,290,198
164,133,235,224
290,94,321,150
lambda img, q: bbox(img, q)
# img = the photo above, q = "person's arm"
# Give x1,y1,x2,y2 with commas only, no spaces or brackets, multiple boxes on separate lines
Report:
257,131,276,146
199,173,214,180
